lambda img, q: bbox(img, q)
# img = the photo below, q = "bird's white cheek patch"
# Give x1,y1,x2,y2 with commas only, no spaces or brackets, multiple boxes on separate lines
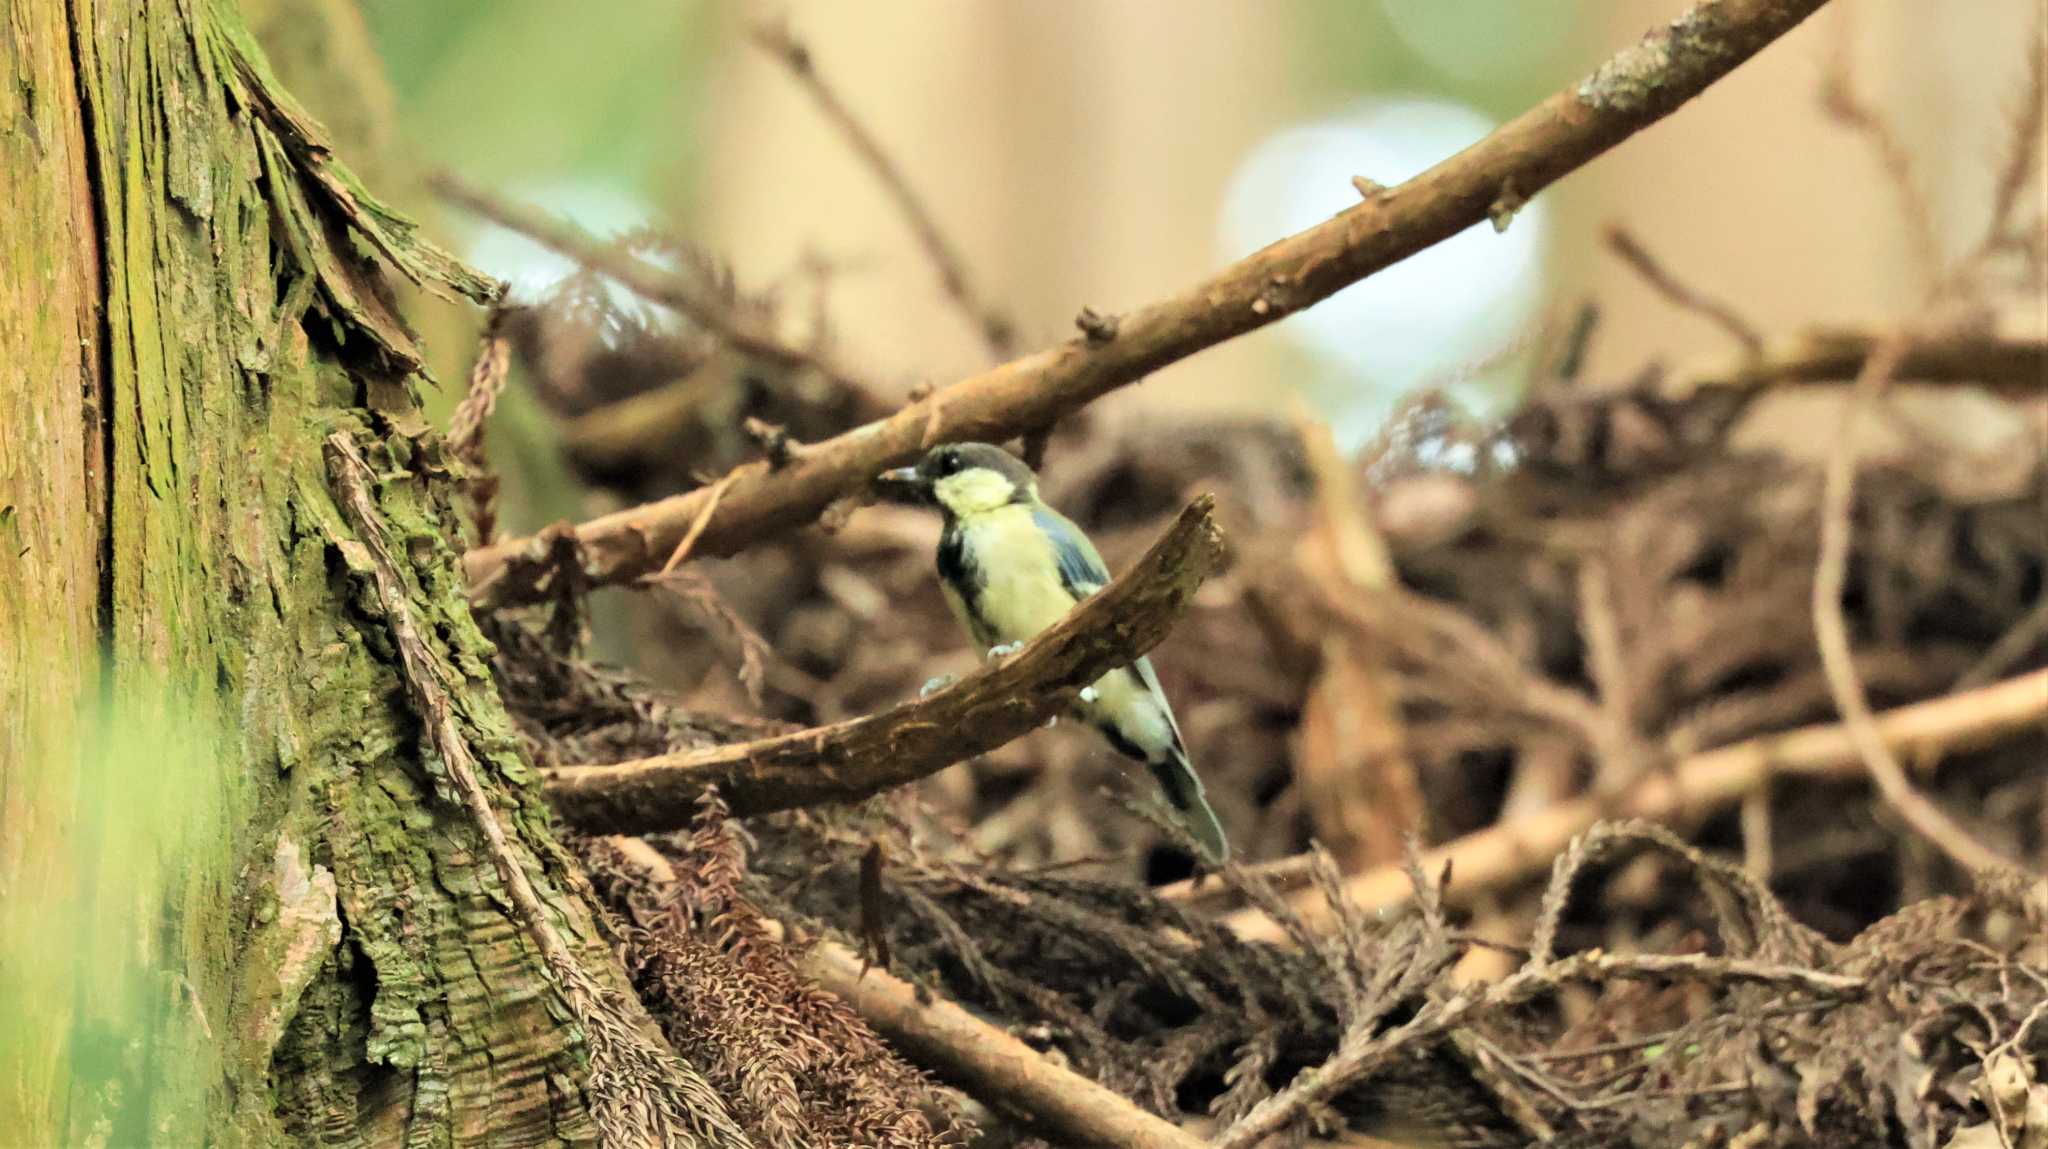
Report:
933,470,1016,515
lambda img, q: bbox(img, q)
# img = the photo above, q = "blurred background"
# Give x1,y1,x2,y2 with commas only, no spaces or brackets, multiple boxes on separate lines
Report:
283,0,2042,883
347,0,2030,442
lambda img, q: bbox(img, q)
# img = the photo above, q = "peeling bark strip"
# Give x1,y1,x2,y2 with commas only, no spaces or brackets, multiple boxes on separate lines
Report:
464,0,1835,609
544,497,1228,832
324,434,752,1149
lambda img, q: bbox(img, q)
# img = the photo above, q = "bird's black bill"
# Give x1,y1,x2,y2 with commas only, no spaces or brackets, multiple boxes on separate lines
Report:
874,465,932,505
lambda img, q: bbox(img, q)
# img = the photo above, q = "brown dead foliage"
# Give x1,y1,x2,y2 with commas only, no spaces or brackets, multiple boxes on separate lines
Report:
493,337,2044,1144
469,19,2048,1142
578,808,975,1149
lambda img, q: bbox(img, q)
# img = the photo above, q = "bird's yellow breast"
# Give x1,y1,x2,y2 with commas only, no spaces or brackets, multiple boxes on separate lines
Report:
954,504,1078,644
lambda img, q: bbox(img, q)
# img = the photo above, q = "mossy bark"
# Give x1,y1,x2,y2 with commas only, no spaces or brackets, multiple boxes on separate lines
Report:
0,3,670,1145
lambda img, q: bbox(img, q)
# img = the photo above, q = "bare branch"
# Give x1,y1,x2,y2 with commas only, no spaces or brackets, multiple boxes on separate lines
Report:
1810,333,2026,874
431,173,892,415
657,473,738,576
794,926,1205,1149
1603,223,1764,354
543,498,1227,832
752,20,1016,359
1195,667,2048,938
1654,326,2048,402
1976,10,2045,261
464,0,1838,610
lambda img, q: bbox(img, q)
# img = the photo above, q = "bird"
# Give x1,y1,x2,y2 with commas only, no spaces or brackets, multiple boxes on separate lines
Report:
878,441,1230,863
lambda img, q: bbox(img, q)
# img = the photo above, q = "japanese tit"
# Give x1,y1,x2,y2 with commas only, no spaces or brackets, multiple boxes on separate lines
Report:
880,442,1229,863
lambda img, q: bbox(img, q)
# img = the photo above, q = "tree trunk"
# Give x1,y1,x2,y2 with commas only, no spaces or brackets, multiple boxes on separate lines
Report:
1,4,716,1145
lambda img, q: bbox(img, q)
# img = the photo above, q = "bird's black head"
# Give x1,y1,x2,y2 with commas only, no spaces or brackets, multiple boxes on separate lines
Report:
878,442,1038,515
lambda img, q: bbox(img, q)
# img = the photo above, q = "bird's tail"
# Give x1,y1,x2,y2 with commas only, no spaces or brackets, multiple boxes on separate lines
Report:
1149,748,1230,865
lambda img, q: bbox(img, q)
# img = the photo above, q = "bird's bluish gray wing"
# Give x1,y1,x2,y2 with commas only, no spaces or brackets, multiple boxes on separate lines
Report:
1032,506,1189,744
1031,506,1112,598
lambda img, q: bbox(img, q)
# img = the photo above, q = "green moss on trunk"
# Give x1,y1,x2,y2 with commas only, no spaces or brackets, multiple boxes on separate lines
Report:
1,2,684,1145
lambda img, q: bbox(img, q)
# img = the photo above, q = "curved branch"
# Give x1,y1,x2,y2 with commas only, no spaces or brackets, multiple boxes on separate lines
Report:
464,0,1834,608
542,497,1226,832
1810,333,2024,874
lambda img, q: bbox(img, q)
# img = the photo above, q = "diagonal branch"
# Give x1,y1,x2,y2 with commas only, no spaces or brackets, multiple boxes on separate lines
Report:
432,173,892,417
1603,223,1764,354
792,925,1206,1149
751,20,1016,359
542,497,1227,833
1810,332,2025,875
464,0,1836,609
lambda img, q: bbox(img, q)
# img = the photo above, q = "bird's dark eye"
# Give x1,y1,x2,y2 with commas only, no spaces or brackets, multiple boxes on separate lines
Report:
934,450,959,476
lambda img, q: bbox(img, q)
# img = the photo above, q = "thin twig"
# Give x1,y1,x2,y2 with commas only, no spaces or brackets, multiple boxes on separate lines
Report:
1820,12,1943,289
1190,668,2048,936
1811,333,2024,875
543,498,1226,832
1603,224,1764,354
1967,5,2045,272
432,173,891,414
751,21,1015,359
1953,593,2048,692
1577,557,1645,794
463,0,1838,609
658,473,738,576
1212,949,1866,1149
